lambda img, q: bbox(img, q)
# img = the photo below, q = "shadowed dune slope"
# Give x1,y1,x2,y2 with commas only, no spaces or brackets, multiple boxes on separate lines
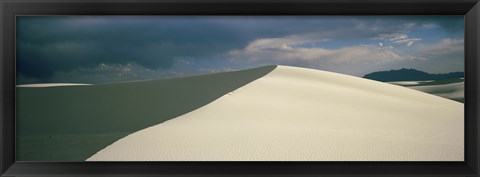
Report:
16,65,276,161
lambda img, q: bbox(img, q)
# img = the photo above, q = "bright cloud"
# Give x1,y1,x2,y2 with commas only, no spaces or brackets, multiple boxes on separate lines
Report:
373,33,421,46
392,38,422,46
228,35,425,67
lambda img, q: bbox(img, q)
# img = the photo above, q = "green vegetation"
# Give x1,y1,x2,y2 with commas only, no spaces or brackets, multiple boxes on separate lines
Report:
17,65,276,161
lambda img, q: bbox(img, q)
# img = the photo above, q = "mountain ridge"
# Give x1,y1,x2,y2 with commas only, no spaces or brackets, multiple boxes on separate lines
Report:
363,68,464,82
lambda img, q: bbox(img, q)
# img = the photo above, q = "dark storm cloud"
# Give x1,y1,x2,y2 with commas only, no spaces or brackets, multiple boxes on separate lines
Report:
429,16,464,36
16,16,249,79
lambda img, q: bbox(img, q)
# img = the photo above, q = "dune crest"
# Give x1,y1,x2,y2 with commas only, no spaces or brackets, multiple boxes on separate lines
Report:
88,65,463,161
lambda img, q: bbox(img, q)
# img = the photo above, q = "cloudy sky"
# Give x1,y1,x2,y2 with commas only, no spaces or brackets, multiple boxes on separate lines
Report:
16,16,464,84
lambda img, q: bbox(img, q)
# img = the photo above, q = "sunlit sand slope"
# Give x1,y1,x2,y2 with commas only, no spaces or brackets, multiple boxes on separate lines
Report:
88,65,463,161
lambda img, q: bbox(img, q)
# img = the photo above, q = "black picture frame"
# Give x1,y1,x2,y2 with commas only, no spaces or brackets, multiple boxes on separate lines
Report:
1,0,479,176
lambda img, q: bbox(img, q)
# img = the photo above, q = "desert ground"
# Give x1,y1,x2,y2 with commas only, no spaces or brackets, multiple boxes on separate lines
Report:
388,79,464,103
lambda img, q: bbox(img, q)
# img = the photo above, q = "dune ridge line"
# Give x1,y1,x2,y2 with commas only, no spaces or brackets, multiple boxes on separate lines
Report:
87,65,463,161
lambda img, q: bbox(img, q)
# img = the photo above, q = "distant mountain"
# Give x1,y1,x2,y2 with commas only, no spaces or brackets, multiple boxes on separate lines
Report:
363,68,464,82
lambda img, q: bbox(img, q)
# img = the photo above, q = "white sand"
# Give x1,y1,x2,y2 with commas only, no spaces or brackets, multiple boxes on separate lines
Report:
17,83,91,87
388,80,433,86
409,82,464,100
87,65,463,161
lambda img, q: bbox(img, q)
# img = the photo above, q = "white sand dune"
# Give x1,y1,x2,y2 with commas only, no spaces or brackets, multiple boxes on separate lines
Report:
388,80,433,86
87,65,463,161
409,82,464,100
17,83,91,87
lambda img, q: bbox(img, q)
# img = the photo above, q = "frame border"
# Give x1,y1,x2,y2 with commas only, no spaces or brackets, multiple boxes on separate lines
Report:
1,0,479,176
